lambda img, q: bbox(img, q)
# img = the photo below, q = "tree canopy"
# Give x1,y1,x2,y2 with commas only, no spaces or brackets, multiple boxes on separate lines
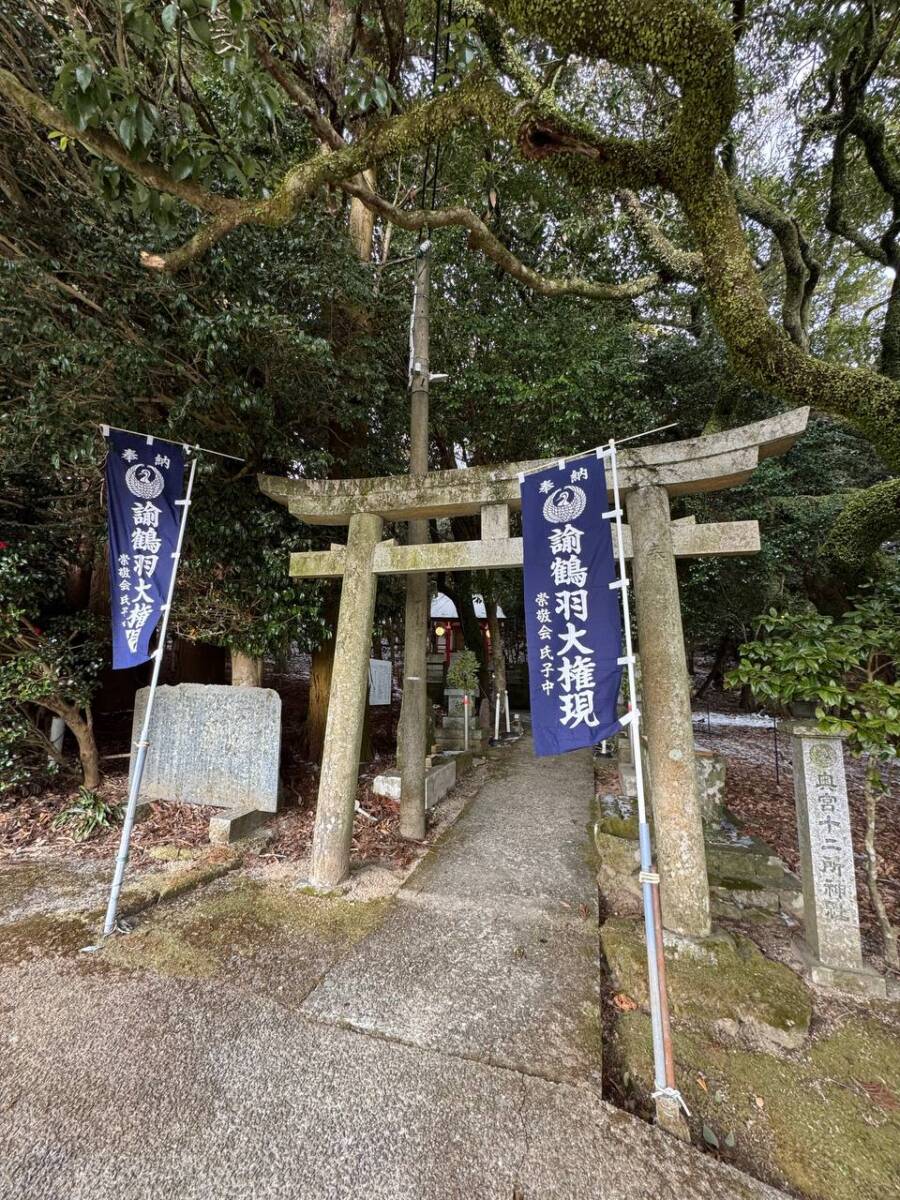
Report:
1,1,898,787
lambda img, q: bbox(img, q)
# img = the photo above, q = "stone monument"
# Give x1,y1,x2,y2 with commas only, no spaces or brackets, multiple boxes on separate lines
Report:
791,722,885,996
130,684,280,842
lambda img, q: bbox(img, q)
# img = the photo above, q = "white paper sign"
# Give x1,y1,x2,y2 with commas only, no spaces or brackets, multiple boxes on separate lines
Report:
368,658,392,706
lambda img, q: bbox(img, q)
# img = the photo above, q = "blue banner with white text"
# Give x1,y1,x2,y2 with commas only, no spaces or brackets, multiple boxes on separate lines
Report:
522,455,623,757
105,430,185,669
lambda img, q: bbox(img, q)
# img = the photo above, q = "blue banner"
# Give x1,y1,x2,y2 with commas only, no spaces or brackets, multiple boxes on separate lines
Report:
522,454,623,757
105,431,185,670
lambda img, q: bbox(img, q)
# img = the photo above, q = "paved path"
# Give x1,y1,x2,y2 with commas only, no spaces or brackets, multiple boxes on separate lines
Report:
0,738,783,1200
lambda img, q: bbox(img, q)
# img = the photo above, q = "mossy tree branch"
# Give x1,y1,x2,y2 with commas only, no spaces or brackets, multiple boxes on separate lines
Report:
0,66,240,219
617,189,704,284
340,178,663,300
4,3,900,511
487,2,900,473
733,179,821,352
823,477,900,579
809,5,900,378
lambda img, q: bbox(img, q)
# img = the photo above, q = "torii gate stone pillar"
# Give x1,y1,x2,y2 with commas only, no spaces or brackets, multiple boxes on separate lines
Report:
310,512,383,887
627,484,709,937
260,408,809,930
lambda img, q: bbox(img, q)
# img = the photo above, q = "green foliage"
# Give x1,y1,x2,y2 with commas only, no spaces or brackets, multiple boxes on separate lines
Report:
0,708,40,796
51,786,122,841
2,0,898,736
447,649,480,693
0,538,106,791
728,579,900,766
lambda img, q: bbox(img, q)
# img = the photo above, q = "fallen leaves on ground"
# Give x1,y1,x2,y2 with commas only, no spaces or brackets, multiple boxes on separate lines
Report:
0,770,215,865
254,761,427,872
857,1080,900,1112
612,992,637,1012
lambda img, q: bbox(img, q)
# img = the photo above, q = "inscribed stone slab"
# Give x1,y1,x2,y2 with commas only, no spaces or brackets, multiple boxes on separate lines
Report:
130,684,280,811
791,726,862,971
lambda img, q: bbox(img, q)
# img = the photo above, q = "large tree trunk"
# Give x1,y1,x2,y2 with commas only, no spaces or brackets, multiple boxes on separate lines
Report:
301,164,378,764
230,650,263,686
305,586,339,762
484,586,508,699
50,701,101,790
692,635,732,699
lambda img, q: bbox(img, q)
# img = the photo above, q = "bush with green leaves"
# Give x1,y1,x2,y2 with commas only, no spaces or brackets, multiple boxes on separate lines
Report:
728,579,900,968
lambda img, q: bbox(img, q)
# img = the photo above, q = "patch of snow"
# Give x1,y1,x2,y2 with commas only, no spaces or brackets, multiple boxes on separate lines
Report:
692,710,775,729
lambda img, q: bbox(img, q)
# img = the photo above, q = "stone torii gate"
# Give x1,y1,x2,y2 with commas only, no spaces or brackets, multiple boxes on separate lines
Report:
260,407,809,936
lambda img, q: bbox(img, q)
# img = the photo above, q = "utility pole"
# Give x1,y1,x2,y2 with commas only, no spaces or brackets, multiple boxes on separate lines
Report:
398,241,431,839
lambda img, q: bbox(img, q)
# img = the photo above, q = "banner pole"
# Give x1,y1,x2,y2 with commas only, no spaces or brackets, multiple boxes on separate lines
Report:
102,451,199,936
605,440,685,1113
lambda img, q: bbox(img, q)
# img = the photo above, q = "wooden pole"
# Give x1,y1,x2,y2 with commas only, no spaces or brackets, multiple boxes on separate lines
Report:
398,242,431,840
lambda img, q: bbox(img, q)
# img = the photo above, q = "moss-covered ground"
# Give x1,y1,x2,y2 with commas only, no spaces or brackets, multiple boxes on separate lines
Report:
610,1009,900,1200
100,877,390,1006
602,916,813,1050
601,915,900,1198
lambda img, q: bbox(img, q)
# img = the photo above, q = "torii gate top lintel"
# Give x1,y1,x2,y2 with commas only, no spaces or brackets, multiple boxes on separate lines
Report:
258,408,809,527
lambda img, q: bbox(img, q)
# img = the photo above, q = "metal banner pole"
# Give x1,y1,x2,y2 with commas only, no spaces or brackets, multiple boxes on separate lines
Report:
494,692,501,741
601,439,686,1113
503,689,511,734
102,451,199,936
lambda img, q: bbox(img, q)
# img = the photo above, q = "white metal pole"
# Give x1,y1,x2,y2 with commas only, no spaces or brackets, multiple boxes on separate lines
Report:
48,715,66,767
463,693,469,752
603,440,673,1101
503,689,511,734
494,692,501,741
102,451,199,936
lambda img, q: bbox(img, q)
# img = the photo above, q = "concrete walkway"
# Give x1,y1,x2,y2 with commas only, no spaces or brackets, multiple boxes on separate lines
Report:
0,738,784,1200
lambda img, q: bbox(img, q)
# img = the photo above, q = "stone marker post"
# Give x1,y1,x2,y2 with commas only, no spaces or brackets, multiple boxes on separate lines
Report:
310,511,384,888
791,723,885,995
626,484,711,939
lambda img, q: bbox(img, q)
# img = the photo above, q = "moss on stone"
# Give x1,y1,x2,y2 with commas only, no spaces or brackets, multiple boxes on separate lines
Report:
598,814,638,841
707,874,767,893
601,916,812,1048
102,879,389,980
612,1010,900,1200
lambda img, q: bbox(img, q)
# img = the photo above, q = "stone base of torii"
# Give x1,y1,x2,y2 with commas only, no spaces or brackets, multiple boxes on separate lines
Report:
260,408,809,938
